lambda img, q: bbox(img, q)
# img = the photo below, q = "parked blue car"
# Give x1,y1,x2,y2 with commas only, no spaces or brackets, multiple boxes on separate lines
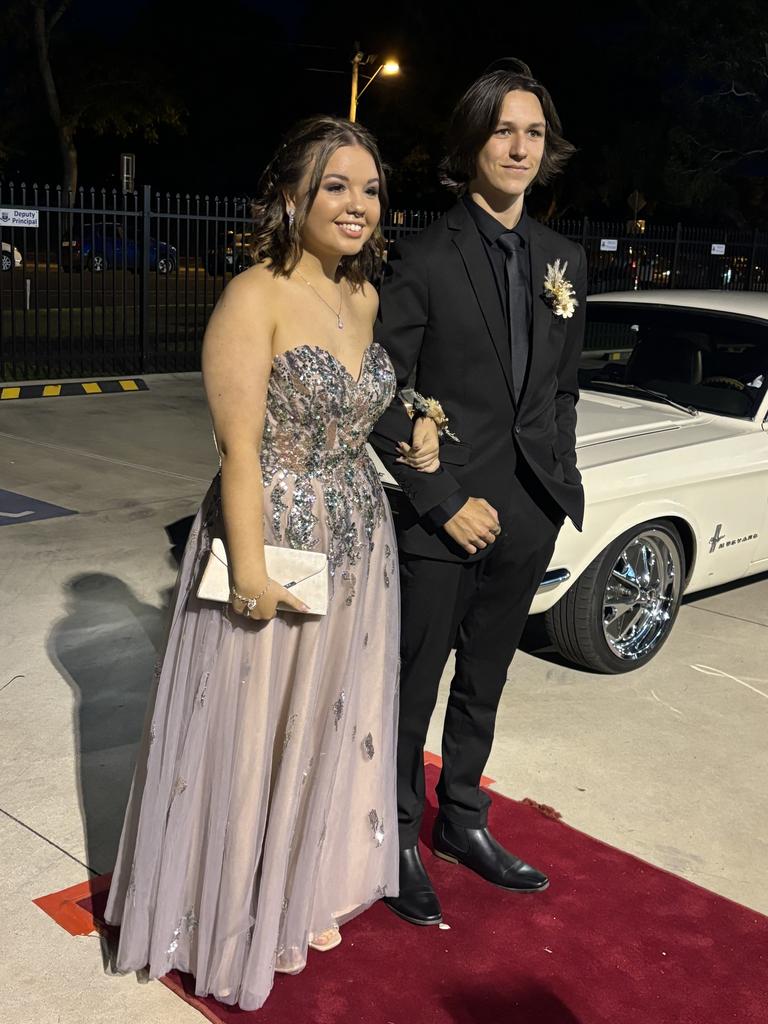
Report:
61,223,177,273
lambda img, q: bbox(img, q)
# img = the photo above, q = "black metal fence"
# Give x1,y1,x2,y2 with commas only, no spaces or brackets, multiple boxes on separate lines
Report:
2,181,768,382
390,211,768,294
0,182,255,382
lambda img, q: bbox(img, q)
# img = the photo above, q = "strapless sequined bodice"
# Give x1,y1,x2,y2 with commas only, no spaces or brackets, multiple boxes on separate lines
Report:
261,343,395,477
259,342,397,584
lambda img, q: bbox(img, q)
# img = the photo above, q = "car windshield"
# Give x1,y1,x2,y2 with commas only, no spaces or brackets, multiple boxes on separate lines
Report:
580,303,768,419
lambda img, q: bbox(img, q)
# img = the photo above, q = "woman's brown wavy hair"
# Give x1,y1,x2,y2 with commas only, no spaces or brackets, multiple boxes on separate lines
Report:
249,115,388,289
440,61,575,193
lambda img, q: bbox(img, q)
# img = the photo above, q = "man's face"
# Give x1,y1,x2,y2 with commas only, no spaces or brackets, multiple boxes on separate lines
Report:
472,90,546,200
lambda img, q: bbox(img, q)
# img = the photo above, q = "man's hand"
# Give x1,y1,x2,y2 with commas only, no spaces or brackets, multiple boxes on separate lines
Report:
443,498,500,555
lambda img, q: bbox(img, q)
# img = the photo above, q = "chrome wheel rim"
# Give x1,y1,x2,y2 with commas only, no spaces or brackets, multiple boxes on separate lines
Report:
157,257,171,273
90,255,104,271
602,529,681,661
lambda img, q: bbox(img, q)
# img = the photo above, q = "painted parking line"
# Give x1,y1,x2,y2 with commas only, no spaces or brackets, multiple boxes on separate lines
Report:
0,489,77,526
0,379,148,400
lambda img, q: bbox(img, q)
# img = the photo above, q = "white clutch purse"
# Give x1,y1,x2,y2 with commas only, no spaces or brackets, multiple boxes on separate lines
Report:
197,537,328,615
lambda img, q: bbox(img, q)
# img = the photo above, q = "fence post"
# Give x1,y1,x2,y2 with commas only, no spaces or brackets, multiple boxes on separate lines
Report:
672,222,682,285
748,227,758,291
581,215,589,248
139,183,151,373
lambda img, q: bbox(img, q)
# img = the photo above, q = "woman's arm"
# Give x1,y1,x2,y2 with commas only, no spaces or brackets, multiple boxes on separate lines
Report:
370,240,462,511
359,278,440,474
202,270,307,619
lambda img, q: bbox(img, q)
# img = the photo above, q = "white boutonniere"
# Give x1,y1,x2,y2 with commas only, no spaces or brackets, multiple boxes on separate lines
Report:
543,259,578,319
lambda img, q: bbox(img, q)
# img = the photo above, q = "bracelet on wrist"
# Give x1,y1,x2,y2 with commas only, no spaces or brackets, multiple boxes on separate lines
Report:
230,581,270,611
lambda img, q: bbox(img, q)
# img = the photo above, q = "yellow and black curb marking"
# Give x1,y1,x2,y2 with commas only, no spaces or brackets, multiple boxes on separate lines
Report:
0,378,148,400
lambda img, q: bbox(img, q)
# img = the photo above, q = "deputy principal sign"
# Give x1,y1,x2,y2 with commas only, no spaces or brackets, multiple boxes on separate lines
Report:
0,208,39,228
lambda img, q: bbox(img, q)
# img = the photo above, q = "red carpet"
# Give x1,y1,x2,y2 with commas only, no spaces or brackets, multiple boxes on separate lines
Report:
58,764,767,1023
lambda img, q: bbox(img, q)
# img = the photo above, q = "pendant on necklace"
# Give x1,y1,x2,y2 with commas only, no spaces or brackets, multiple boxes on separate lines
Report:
337,317,344,330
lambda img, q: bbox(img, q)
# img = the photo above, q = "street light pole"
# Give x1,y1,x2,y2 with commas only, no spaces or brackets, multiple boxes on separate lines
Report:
349,49,364,122
349,47,399,122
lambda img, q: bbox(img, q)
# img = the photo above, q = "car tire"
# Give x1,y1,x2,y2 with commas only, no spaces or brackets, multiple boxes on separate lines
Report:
544,520,685,674
88,254,106,272
157,256,176,275
1,252,12,272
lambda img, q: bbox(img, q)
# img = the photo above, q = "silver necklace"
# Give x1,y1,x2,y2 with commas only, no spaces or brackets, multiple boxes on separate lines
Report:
295,271,344,330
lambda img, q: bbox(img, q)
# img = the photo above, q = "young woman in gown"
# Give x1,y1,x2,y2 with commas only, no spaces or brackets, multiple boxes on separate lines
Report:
104,116,440,1011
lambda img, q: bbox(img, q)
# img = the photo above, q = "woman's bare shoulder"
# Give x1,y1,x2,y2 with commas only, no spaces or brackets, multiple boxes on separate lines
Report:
219,262,280,306
206,263,283,332
349,278,380,316
203,265,281,363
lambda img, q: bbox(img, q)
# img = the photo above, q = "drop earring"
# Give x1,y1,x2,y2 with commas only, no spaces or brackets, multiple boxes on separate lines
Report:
287,209,295,228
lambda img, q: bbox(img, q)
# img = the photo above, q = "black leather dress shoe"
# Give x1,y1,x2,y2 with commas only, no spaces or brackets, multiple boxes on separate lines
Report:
432,813,549,892
383,845,443,926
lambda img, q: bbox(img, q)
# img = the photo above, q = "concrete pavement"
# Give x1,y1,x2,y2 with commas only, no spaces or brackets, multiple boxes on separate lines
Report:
1,373,766,1023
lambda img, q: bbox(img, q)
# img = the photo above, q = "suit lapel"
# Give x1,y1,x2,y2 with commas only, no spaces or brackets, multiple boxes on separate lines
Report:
448,204,514,400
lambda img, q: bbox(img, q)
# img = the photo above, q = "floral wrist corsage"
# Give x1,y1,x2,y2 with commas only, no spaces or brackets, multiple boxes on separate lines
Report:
398,388,460,442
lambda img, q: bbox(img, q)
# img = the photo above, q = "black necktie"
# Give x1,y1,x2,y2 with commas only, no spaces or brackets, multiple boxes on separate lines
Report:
497,232,529,403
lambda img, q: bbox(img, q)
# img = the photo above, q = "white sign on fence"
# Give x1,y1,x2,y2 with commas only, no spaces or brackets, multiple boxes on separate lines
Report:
0,208,39,228
600,238,618,252
711,243,726,256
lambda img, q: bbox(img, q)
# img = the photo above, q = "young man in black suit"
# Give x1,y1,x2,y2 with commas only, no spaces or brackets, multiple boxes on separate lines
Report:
370,59,587,926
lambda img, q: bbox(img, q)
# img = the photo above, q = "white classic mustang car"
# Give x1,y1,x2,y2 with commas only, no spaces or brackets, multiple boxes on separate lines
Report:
372,290,768,674
532,290,768,673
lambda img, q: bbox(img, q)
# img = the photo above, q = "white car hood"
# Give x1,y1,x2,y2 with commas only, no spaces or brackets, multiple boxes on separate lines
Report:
575,391,746,469
576,392,694,445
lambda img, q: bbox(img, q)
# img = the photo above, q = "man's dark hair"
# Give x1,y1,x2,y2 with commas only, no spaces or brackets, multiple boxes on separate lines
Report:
440,60,575,193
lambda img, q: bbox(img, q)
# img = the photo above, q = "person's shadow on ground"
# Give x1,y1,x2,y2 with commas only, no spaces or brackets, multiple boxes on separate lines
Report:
47,572,172,877
46,517,195,972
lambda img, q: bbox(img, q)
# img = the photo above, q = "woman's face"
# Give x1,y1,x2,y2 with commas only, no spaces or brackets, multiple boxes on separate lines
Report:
296,144,381,261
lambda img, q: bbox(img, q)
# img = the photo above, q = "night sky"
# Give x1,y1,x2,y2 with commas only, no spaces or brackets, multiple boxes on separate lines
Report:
2,0,767,225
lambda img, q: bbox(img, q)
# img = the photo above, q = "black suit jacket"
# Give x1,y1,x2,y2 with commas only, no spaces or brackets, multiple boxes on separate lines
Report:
370,200,587,563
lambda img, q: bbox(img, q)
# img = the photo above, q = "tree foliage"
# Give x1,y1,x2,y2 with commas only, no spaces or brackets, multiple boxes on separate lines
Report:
0,0,185,192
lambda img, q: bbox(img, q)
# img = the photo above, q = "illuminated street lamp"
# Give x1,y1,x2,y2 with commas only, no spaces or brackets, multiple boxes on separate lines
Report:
349,50,400,122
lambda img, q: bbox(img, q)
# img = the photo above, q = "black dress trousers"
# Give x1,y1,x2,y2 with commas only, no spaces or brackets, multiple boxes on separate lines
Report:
395,459,564,849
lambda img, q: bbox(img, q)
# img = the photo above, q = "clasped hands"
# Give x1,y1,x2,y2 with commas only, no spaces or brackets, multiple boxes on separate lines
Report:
443,497,501,555
396,417,500,555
